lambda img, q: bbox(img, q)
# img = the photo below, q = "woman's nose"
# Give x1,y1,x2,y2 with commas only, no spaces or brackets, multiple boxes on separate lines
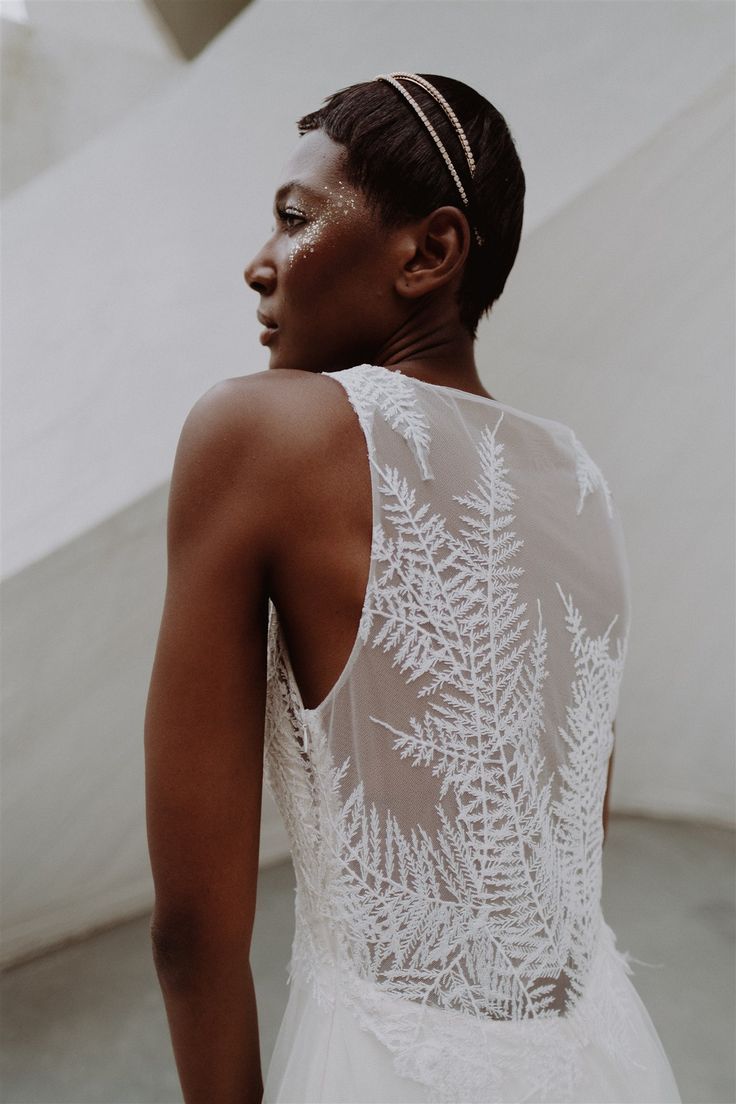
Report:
243,248,275,294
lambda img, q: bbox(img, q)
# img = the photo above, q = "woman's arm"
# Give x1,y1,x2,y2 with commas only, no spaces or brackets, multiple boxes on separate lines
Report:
144,379,276,1104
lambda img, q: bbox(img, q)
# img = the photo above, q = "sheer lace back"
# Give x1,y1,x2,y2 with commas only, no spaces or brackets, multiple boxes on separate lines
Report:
264,363,639,1102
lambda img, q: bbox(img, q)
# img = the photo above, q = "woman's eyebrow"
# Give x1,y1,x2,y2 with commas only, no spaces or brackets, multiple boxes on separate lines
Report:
273,180,326,207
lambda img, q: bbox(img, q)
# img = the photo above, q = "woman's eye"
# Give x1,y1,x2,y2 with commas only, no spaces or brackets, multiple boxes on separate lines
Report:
276,206,305,229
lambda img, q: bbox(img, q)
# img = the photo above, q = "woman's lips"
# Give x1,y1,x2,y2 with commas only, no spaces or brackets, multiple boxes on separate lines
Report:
259,326,278,345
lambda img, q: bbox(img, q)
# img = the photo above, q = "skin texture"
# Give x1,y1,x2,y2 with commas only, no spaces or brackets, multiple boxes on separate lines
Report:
243,128,494,394
144,128,615,1104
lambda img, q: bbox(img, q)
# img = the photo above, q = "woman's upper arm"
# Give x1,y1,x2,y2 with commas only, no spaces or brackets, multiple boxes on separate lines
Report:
144,378,277,960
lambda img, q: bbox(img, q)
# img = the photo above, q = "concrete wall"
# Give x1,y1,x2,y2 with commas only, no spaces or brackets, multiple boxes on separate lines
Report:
1,12,182,198
2,0,733,964
24,0,174,58
480,66,735,823
1,486,288,964
146,0,254,60
5,0,733,578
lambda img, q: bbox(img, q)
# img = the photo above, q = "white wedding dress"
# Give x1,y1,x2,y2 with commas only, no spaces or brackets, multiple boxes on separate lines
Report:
261,363,681,1104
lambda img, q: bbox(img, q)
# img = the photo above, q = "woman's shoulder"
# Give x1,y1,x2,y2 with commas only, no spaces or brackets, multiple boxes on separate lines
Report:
213,367,354,423
189,367,361,505
193,369,351,452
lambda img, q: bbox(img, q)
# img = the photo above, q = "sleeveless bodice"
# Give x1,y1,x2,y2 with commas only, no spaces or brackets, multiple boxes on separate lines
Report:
263,362,642,1102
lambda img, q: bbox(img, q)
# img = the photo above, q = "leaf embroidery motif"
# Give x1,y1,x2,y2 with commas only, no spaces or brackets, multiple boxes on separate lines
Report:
330,362,435,481
264,365,634,1101
570,428,614,517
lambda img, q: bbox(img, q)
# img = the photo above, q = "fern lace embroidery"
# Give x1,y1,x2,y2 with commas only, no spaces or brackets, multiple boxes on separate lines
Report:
263,364,637,1102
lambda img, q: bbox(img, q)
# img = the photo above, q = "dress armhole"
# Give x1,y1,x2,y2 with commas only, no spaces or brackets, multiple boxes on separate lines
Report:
294,372,383,722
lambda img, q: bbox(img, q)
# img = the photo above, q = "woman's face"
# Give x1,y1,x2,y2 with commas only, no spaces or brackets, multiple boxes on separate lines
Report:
243,129,408,375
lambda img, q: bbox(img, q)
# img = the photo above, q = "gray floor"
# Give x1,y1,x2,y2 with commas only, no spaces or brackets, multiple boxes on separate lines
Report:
2,815,734,1104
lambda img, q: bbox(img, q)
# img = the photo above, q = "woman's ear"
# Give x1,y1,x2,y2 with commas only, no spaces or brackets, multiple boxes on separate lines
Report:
398,206,470,299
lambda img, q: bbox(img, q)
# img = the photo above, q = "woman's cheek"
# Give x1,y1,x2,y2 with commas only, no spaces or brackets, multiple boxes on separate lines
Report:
286,190,359,272
286,213,331,270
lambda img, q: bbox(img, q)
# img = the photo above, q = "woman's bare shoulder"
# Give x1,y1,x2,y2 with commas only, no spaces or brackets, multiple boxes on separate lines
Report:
180,369,351,496
167,370,347,579
205,368,355,446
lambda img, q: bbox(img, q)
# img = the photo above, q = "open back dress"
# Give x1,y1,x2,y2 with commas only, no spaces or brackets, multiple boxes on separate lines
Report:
261,362,681,1104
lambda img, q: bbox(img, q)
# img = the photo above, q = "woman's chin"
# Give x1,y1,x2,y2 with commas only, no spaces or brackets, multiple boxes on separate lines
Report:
262,335,280,363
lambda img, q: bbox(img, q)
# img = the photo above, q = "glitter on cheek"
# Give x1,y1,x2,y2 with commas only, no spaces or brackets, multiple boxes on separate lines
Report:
286,211,329,268
284,182,361,268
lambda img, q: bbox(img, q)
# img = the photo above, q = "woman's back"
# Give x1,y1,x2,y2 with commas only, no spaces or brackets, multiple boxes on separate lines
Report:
263,362,679,1103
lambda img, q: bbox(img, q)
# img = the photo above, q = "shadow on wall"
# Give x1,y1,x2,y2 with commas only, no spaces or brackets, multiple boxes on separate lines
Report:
144,0,256,60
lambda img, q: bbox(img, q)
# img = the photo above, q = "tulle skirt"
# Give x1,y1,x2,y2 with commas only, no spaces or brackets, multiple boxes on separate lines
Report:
262,954,682,1104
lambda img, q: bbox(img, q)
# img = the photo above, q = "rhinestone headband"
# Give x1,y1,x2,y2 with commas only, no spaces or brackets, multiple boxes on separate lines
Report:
374,72,484,247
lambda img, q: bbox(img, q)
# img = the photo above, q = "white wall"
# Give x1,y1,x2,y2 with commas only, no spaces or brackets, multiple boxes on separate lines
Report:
479,66,735,824
23,0,175,59
1,487,290,965
2,0,733,964
4,0,733,578
1,15,182,197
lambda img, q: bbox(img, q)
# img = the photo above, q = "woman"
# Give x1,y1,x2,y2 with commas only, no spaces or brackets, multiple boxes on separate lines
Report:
144,73,681,1103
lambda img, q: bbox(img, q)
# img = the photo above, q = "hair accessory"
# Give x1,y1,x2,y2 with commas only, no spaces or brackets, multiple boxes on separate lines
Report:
374,72,484,247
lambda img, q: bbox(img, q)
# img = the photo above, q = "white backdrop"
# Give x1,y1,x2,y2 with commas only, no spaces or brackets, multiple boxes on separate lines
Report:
2,0,733,964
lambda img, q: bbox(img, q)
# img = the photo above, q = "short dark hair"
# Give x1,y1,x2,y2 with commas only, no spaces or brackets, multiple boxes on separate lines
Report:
296,74,526,341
